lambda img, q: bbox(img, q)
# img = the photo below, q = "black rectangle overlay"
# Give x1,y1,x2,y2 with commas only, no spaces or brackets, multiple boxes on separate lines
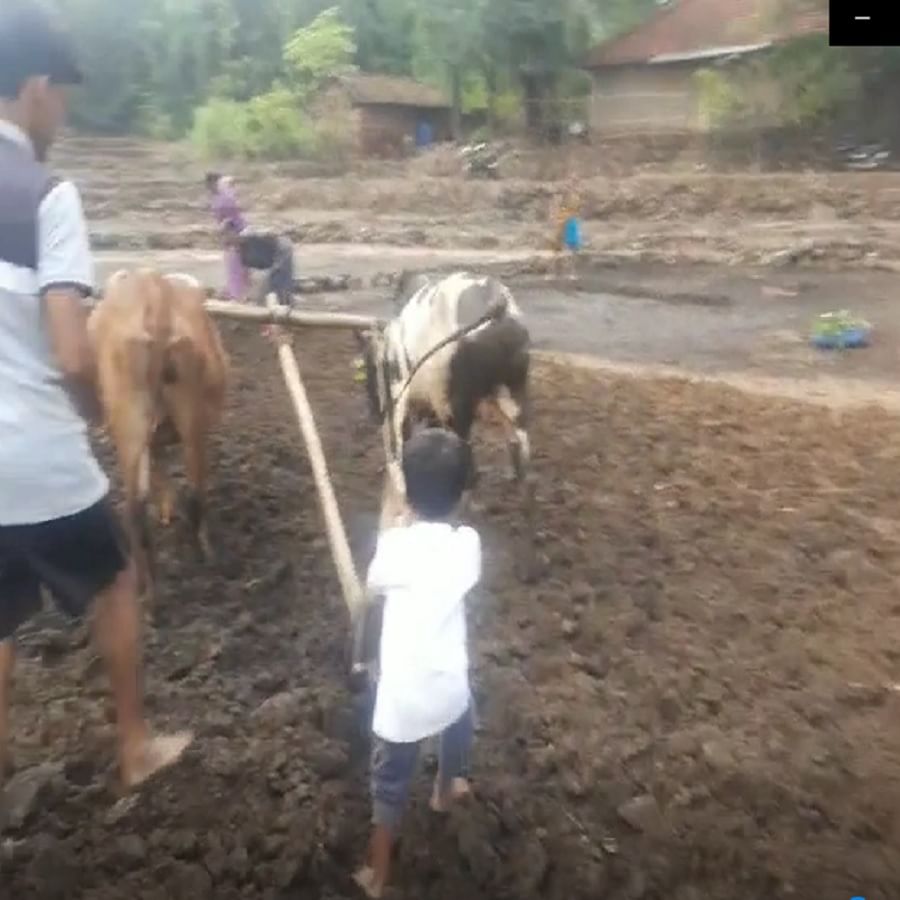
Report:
830,3,898,46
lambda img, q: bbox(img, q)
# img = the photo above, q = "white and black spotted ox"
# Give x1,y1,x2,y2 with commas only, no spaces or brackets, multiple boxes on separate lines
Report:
357,271,535,568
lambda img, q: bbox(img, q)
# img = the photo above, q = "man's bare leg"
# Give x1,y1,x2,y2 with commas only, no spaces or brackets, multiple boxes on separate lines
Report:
354,825,393,898
91,565,191,788
430,707,473,812
0,639,14,785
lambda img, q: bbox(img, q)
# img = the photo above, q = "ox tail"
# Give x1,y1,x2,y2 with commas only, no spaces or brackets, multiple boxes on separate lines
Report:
134,270,175,398
160,335,208,406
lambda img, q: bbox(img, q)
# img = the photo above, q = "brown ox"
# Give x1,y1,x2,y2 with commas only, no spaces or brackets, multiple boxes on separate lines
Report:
89,269,228,608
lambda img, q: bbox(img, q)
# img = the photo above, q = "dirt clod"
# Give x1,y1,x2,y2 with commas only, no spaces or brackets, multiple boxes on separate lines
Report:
616,794,666,836
1,764,65,832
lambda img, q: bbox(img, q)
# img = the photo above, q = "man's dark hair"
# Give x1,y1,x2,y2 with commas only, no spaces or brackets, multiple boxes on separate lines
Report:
204,172,221,191
0,3,82,100
402,428,471,521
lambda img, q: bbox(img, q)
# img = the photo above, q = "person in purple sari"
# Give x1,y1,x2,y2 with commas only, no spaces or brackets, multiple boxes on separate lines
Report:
206,172,250,301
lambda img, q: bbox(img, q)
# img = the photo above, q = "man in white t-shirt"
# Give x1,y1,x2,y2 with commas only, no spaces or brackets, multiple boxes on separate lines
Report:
0,3,190,789
354,428,481,899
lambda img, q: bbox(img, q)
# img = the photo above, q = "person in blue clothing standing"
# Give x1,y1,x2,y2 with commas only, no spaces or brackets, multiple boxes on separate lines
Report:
554,180,583,280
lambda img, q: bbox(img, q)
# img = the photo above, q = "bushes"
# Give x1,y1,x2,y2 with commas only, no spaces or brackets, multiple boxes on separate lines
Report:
695,37,861,132
245,90,319,159
191,98,249,158
134,101,178,141
310,92,357,166
191,91,316,160
191,90,354,161
191,9,360,162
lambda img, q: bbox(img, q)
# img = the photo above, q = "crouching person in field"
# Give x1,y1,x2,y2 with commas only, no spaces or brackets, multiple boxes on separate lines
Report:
204,172,295,308
354,429,480,899
0,2,191,789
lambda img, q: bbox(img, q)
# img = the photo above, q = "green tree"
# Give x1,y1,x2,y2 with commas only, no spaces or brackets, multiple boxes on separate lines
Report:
342,0,418,74
283,7,357,99
483,0,594,131
48,0,146,131
41,0,721,144
413,0,487,137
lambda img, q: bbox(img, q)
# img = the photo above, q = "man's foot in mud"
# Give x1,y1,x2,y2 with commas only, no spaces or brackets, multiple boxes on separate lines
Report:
353,865,384,899
121,731,193,790
430,776,472,813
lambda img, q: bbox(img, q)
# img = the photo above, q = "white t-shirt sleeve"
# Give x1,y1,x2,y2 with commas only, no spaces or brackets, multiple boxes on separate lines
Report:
455,526,481,595
37,180,94,297
366,529,401,594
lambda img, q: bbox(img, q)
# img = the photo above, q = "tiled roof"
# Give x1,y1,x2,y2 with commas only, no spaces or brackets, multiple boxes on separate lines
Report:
338,74,450,109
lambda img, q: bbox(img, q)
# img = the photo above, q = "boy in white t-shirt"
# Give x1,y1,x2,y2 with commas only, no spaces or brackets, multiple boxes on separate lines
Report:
354,428,481,899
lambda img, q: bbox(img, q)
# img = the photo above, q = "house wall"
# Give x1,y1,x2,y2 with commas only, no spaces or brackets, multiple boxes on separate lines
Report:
589,63,702,133
357,105,451,156
316,85,364,154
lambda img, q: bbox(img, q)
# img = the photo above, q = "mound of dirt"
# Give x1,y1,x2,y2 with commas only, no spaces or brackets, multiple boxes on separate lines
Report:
4,328,900,900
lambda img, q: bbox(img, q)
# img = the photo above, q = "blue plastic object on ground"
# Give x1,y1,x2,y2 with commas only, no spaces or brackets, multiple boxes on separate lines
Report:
415,120,433,149
563,216,582,251
810,325,871,350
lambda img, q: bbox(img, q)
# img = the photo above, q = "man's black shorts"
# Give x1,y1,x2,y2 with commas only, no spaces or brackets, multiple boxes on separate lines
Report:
0,498,128,640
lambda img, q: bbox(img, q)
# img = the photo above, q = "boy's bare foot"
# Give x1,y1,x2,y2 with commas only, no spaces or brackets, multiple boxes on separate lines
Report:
121,731,193,790
353,865,384,899
430,777,471,813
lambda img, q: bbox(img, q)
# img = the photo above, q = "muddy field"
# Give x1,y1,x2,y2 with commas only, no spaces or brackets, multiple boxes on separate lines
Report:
54,136,900,271
3,326,900,899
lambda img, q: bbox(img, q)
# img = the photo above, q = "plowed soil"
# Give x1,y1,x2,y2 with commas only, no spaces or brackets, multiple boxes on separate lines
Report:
4,327,900,900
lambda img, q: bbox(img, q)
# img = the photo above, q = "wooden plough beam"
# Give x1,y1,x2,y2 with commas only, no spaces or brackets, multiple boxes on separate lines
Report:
206,296,391,674
230,296,370,649
204,298,379,332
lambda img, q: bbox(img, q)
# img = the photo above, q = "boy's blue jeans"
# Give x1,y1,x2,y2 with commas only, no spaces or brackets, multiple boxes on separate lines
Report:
371,703,474,828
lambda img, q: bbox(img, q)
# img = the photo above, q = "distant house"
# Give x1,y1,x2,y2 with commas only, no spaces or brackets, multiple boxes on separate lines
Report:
582,0,828,134
321,73,452,157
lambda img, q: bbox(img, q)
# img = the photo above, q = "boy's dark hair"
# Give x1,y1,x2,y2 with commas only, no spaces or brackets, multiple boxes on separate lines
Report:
0,3,82,100
402,428,471,521
204,172,222,191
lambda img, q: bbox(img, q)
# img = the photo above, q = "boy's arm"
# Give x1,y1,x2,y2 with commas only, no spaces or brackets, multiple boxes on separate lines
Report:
38,181,101,424
350,533,396,677
458,527,482,596
365,529,401,594
350,594,383,679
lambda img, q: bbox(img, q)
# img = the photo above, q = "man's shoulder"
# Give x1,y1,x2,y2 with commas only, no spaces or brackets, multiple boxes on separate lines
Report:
39,177,84,214
0,141,57,201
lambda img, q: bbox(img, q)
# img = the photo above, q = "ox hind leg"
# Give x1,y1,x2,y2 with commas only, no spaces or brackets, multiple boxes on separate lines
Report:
150,416,179,527
174,406,214,560
163,344,215,560
495,381,539,582
495,384,531,484
445,389,484,521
